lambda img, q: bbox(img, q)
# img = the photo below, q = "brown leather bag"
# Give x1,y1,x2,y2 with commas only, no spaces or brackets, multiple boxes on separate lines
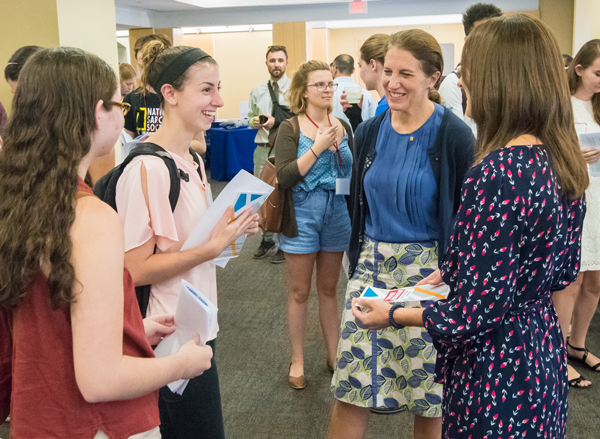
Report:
258,150,284,233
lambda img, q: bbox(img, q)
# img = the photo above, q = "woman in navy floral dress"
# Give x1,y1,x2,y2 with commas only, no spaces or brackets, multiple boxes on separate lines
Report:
352,15,589,439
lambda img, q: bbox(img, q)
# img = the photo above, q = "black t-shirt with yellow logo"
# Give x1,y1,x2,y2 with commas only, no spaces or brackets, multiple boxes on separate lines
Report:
123,88,162,138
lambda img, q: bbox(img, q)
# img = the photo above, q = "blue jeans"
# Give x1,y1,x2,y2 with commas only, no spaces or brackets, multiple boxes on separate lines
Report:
279,188,351,254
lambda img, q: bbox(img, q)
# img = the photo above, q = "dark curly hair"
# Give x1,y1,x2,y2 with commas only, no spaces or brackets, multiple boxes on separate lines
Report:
462,3,503,36
0,47,117,310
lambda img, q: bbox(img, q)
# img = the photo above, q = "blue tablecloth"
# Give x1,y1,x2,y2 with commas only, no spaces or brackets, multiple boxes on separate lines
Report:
206,126,258,181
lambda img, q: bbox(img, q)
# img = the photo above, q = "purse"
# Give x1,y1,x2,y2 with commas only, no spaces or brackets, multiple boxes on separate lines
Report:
258,146,284,233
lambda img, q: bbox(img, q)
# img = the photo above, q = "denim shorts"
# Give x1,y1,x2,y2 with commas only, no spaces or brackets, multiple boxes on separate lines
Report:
279,188,351,254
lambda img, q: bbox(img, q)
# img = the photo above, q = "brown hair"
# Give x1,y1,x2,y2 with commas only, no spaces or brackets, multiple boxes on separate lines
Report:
287,60,332,115
0,47,117,310
134,33,172,58
119,62,136,81
360,34,389,65
266,45,288,60
140,40,217,96
387,30,444,103
568,39,600,126
462,14,588,199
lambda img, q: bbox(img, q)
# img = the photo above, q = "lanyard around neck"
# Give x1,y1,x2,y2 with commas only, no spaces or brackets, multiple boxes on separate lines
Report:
305,113,342,168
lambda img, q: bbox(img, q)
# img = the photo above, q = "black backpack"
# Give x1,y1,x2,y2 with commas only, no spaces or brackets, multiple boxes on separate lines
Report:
93,142,202,318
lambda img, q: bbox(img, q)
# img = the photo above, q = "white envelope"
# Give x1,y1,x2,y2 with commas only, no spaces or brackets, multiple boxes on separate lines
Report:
154,280,218,394
579,132,600,177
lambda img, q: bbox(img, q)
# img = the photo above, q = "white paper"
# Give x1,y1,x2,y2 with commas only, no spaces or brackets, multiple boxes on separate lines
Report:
359,284,450,303
154,280,218,394
239,101,250,120
181,170,274,266
579,132,600,177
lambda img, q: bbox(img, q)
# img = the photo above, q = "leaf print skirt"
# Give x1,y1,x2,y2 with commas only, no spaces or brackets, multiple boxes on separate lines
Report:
330,236,443,417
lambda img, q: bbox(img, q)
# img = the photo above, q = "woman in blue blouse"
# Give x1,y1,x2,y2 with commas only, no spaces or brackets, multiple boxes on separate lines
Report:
351,15,589,439
328,30,474,439
275,60,353,390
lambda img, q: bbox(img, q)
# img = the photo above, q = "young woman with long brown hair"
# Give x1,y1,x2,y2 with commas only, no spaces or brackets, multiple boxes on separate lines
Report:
553,39,600,388
352,15,588,439
0,47,212,439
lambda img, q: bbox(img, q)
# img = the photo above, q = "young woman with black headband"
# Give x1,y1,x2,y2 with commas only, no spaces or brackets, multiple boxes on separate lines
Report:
115,42,259,439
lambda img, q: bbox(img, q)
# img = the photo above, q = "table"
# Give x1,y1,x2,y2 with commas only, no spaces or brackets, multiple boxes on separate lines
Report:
206,126,258,181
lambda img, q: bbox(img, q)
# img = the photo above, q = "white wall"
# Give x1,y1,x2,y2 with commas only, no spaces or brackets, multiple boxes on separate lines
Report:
573,0,600,54
56,0,119,71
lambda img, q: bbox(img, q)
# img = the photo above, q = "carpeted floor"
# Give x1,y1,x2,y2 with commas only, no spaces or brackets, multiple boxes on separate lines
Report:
2,176,599,439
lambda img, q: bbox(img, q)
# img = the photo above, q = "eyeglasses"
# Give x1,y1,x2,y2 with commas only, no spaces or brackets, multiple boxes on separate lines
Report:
307,82,338,92
109,101,131,116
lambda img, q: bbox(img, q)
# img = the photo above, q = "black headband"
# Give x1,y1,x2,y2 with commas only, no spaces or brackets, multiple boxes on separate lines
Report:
152,48,212,100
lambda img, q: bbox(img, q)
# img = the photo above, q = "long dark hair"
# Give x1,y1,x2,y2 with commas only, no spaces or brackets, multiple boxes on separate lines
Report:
462,14,589,200
568,39,600,125
0,47,117,310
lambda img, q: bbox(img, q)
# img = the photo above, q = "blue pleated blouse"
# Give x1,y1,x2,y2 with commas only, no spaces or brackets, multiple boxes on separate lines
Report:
364,103,443,243
294,133,352,192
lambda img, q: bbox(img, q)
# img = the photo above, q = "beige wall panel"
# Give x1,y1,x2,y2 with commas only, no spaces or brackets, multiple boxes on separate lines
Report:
213,31,273,119
273,22,307,75
56,0,119,71
311,28,328,63
539,0,574,56
0,0,60,115
129,28,153,67
177,34,215,57
155,28,174,44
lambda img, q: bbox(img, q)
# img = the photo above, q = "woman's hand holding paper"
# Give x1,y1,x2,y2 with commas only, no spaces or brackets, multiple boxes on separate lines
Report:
176,338,213,380
143,314,176,346
204,206,259,259
415,269,444,287
581,147,600,164
351,297,392,330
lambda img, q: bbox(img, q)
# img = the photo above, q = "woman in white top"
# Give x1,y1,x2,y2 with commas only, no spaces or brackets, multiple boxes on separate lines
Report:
554,39,600,388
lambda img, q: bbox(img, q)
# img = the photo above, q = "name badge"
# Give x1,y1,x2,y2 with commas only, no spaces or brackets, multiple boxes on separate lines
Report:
336,178,350,196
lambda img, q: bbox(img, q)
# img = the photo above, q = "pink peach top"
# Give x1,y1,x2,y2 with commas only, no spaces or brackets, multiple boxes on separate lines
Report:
116,149,218,340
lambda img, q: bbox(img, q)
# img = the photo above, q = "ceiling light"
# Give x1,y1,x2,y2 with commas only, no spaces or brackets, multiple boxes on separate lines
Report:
181,24,272,34
312,14,463,29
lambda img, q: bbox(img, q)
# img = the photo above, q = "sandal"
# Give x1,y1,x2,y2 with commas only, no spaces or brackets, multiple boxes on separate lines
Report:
569,374,592,388
567,342,600,372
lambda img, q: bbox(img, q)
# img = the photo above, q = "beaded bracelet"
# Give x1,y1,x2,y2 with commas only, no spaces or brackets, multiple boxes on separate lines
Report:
310,147,318,159
389,304,405,329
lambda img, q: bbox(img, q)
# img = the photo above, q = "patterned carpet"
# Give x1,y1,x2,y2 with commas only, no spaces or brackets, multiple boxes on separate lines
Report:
2,177,599,439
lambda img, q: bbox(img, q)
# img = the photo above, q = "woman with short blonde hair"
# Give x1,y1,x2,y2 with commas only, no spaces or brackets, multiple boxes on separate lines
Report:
276,60,353,390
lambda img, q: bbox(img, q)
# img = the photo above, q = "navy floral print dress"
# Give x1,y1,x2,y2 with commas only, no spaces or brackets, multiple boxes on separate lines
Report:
422,145,585,439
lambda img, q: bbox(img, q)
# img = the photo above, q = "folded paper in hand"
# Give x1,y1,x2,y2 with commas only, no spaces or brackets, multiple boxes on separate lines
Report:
579,132,600,177
181,170,274,267
360,284,450,302
154,280,218,395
